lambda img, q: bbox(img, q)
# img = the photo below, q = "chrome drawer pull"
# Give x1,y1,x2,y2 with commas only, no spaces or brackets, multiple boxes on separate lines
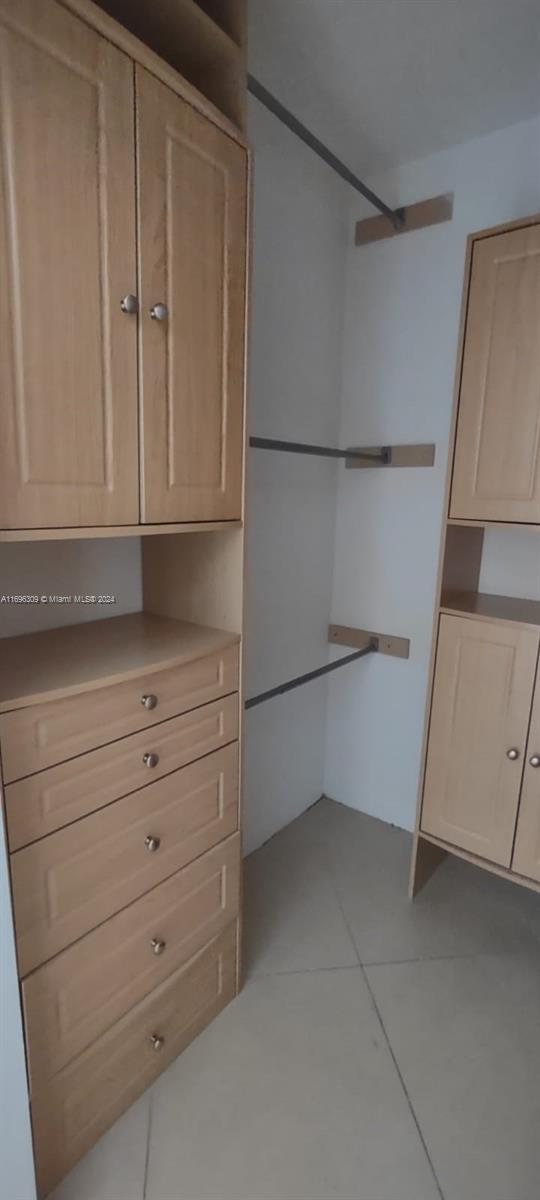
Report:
506,748,520,761
141,694,158,710
120,293,138,314
530,755,540,768
145,834,161,853
143,752,159,768
150,302,168,321
151,938,166,955
150,1034,165,1052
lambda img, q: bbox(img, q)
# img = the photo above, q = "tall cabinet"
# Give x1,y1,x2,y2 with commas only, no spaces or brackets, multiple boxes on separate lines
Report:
0,0,248,1195
411,214,540,898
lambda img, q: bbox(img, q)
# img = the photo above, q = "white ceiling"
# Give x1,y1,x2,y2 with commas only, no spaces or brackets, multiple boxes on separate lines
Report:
248,0,540,174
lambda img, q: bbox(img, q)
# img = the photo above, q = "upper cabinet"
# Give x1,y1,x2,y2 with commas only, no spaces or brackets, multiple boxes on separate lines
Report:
0,0,139,529
450,221,540,524
0,0,247,534
137,68,246,523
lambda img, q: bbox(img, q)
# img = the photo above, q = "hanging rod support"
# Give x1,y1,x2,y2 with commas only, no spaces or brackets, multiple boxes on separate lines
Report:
248,75,404,231
250,437,391,464
245,643,377,710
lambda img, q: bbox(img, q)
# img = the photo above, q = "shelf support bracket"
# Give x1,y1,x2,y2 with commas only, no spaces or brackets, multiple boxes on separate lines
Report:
329,625,410,659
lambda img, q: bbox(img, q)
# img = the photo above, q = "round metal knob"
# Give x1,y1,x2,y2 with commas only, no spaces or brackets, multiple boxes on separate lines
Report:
143,752,159,768
151,938,166,956
145,834,161,853
150,302,168,321
150,1034,165,1052
120,293,138,314
141,693,158,710
506,748,520,761
529,755,540,768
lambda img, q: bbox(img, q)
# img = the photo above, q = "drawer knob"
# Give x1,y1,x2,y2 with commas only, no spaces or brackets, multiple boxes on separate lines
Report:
143,752,159,768
150,1034,165,1052
145,834,161,852
151,938,166,955
150,302,168,321
120,293,138,314
506,748,520,761
530,755,540,768
141,694,158,710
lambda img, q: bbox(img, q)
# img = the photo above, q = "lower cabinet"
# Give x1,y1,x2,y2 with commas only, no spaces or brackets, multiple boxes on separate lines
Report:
421,613,540,867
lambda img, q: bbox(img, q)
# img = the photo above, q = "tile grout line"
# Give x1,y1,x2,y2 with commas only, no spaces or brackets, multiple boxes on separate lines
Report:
324,848,446,1200
142,1091,154,1200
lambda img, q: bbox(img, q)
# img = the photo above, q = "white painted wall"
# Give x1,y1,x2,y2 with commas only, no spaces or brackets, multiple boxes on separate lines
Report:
0,539,142,638
325,113,540,831
244,95,349,852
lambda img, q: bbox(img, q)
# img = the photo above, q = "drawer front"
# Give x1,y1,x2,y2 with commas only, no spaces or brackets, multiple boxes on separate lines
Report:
5,691,239,851
0,644,239,782
23,833,240,1091
12,741,239,976
32,922,237,1198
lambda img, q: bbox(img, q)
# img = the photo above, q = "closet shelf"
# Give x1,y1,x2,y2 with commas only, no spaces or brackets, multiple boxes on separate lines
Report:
447,517,540,531
0,521,242,543
440,591,540,630
0,612,240,712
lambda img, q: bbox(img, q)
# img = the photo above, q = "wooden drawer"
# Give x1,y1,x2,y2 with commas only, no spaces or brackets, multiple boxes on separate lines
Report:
32,922,237,1198
22,833,240,1091
12,741,239,976
5,691,239,850
0,643,239,782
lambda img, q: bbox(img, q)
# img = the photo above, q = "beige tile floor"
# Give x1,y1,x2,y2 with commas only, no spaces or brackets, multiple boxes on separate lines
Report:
50,798,540,1200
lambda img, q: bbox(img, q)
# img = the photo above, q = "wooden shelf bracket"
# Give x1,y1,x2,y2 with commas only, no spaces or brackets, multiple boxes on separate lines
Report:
329,625,410,659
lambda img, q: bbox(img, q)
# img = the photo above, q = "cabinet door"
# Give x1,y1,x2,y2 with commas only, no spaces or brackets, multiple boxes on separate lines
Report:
450,223,540,522
0,0,139,529
512,668,540,881
421,614,538,865
137,67,247,523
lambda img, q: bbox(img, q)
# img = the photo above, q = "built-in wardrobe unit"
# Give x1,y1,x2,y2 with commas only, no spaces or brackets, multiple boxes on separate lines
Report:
411,214,540,896
0,0,248,1194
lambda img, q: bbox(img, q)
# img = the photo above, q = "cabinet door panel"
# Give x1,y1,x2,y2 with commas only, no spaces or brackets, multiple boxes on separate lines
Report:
137,66,247,523
0,0,139,529
512,670,540,881
450,223,540,522
421,614,538,865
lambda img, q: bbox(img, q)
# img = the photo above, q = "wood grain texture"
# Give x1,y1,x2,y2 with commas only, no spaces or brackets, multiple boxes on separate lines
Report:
22,833,240,1090
137,66,247,523
512,671,540,881
4,674,239,843
420,614,539,866
32,921,237,1197
450,221,540,522
328,625,410,659
355,193,453,246
0,612,239,715
0,0,139,529
440,591,540,630
0,519,242,541
93,0,245,127
11,738,239,975
59,0,248,142
143,528,245,635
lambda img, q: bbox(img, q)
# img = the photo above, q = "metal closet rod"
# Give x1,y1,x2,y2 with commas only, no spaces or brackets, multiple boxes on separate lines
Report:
245,642,377,710
247,74,404,231
250,436,391,464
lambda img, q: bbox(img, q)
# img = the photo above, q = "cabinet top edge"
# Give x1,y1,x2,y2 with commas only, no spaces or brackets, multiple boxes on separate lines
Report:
56,0,249,150
468,211,540,246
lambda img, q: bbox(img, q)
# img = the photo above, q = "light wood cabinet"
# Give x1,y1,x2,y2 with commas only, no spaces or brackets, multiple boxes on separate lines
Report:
450,222,540,523
0,0,139,530
0,0,247,533
421,614,539,866
137,67,246,523
512,671,540,881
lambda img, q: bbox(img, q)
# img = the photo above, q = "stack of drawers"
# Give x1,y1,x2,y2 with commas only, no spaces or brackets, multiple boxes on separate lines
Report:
1,642,241,1196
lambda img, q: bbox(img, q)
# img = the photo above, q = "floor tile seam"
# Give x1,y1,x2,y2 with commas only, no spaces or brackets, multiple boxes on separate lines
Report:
142,1091,154,1200
325,857,446,1200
